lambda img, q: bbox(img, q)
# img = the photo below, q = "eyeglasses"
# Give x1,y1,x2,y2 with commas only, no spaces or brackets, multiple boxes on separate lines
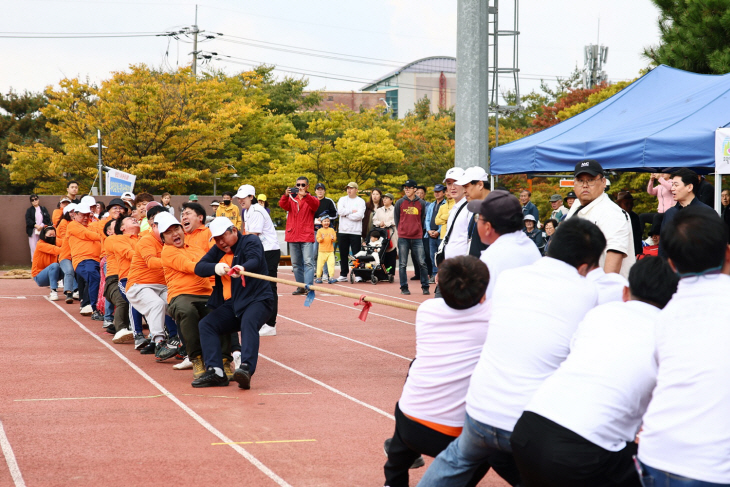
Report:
296,183,307,187
574,177,602,187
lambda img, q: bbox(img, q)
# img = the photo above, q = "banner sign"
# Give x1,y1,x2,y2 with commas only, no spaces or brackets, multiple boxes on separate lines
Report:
105,168,136,196
715,128,730,175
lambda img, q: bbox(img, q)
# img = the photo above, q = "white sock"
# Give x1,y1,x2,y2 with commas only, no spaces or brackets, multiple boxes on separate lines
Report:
212,367,224,377
154,337,164,344
232,351,241,359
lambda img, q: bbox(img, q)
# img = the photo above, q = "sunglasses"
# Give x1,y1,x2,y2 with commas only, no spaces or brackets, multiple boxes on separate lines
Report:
31,197,39,201
296,183,307,187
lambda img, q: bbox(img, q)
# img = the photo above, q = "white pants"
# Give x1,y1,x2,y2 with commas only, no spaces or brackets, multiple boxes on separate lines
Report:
126,283,168,340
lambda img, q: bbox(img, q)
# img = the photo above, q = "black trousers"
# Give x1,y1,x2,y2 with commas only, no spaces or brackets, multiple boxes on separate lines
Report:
337,233,361,277
384,403,490,487
510,411,642,487
103,275,129,330
264,249,280,327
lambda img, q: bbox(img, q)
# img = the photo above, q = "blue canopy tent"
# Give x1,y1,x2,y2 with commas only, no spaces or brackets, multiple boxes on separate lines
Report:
490,65,730,176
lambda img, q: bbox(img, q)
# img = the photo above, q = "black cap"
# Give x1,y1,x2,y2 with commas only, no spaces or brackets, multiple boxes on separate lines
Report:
403,179,417,188
575,159,604,177
564,191,577,201
466,190,522,227
107,198,125,209
315,182,326,190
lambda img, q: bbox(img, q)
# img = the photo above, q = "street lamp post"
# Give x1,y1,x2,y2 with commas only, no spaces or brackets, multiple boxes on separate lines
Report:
88,130,108,195
213,164,239,196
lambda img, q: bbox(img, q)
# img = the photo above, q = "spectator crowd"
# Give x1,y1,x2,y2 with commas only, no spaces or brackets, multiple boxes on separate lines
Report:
23,160,730,486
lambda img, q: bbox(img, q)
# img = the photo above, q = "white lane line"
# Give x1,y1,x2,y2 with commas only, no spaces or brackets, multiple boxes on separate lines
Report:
47,299,292,487
0,419,26,487
260,354,395,421
0,296,27,299
312,298,415,325
277,314,411,361
277,270,421,305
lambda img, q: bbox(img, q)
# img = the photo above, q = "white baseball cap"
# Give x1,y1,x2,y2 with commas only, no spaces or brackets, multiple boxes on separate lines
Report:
454,166,490,186
80,195,96,206
75,202,93,214
235,184,255,199
63,203,77,215
154,211,181,234
121,191,135,200
443,167,465,183
209,217,235,239
523,214,536,221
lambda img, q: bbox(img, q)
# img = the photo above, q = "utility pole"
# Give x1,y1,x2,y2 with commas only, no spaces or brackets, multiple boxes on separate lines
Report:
96,130,103,195
191,5,199,77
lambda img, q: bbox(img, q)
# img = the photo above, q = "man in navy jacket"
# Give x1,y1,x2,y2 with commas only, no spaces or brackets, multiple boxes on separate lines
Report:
192,217,273,389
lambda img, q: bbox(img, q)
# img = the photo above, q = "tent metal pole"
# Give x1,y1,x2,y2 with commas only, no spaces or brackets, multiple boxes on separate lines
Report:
715,172,722,216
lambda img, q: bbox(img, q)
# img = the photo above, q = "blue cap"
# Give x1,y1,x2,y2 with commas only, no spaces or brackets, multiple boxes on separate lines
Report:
434,184,446,192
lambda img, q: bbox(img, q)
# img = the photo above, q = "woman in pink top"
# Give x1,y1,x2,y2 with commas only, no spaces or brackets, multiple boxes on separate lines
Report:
640,172,674,232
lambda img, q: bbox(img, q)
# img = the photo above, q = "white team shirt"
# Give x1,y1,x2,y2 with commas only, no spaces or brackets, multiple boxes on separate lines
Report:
465,257,598,431
638,275,730,483
480,230,541,300
444,198,470,259
586,267,629,305
399,299,491,427
243,204,280,251
566,193,636,279
526,300,659,451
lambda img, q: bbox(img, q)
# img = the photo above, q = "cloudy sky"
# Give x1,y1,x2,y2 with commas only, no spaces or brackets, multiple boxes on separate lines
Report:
1,0,661,99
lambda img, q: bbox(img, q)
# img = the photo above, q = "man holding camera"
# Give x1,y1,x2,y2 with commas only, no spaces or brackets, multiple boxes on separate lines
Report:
279,176,320,293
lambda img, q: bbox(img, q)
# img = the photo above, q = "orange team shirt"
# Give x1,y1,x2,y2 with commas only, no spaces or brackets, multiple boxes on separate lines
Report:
52,208,63,227
220,253,234,301
106,234,139,279
103,233,121,277
57,219,72,262
161,244,213,302
67,220,102,269
31,240,61,277
90,216,113,258
126,233,165,290
316,227,337,252
185,226,214,252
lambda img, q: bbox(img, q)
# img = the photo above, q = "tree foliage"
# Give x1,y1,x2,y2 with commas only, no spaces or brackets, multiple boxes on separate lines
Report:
644,0,730,74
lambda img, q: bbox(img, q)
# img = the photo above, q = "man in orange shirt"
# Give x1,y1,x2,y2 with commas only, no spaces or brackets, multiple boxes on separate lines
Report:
67,201,103,321
125,206,179,355
180,202,212,251
52,197,72,227
57,203,79,304
158,213,231,378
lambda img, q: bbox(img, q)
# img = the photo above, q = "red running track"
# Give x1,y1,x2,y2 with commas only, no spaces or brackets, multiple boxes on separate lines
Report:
0,271,509,487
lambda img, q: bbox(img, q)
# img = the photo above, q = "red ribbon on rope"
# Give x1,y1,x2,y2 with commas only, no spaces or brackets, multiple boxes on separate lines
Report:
354,295,372,322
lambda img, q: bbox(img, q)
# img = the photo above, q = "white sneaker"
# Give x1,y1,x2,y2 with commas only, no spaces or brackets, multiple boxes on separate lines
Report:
112,328,134,344
336,276,348,282
80,305,93,316
232,352,242,369
57,280,64,289
322,274,329,281
173,356,193,370
49,290,59,301
259,324,277,336
72,291,80,300
354,276,363,283
103,320,113,329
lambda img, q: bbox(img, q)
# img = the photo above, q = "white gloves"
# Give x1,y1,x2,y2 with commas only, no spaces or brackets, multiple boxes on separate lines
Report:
229,265,244,278
214,263,229,276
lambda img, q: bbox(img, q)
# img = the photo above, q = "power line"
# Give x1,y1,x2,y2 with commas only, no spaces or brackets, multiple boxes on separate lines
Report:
0,31,173,38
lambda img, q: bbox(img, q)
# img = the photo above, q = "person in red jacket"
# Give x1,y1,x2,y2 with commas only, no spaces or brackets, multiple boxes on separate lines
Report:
278,176,320,293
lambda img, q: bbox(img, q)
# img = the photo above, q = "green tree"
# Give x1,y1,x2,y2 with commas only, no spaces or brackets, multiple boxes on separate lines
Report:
644,0,730,74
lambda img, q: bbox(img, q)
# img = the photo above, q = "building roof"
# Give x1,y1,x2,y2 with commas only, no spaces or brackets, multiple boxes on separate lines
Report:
360,56,457,91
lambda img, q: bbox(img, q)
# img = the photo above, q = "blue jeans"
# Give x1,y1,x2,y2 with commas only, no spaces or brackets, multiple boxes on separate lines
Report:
417,413,521,487
430,237,442,275
34,263,60,290
398,238,429,290
59,259,77,293
118,278,143,334
76,260,100,311
289,241,314,286
640,463,730,487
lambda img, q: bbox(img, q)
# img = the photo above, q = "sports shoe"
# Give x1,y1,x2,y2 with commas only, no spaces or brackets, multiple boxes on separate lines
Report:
259,324,277,337
112,327,134,344
383,438,425,469
155,336,181,362
292,288,307,295
80,305,93,316
92,310,105,321
223,358,234,380
410,275,420,281
428,276,435,284
322,274,329,281
314,278,323,284
191,356,206,378
328,278,338,284
192,369,229,388
401,289,411,295
103,322,116,335
232,352,241,370
134,334,150,350
336,276,348,282
49,290,59,301
72,291,80,300
65,293,73,304
139,340,157,355
173,356,193,370
103,320,113,329
423,288,430,295
354,276,362,283
232,363,252,390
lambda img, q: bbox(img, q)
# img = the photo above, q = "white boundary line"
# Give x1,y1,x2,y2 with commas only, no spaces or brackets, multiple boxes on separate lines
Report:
277,314,411,361
0,419,26,487
259,354,395,421
46,299,292,487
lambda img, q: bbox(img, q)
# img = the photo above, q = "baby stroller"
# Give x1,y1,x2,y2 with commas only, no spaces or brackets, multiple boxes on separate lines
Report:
349,228,394,285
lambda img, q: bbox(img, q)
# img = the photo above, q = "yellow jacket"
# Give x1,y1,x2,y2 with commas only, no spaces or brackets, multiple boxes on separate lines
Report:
434,198,456,239
215,203,242,230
